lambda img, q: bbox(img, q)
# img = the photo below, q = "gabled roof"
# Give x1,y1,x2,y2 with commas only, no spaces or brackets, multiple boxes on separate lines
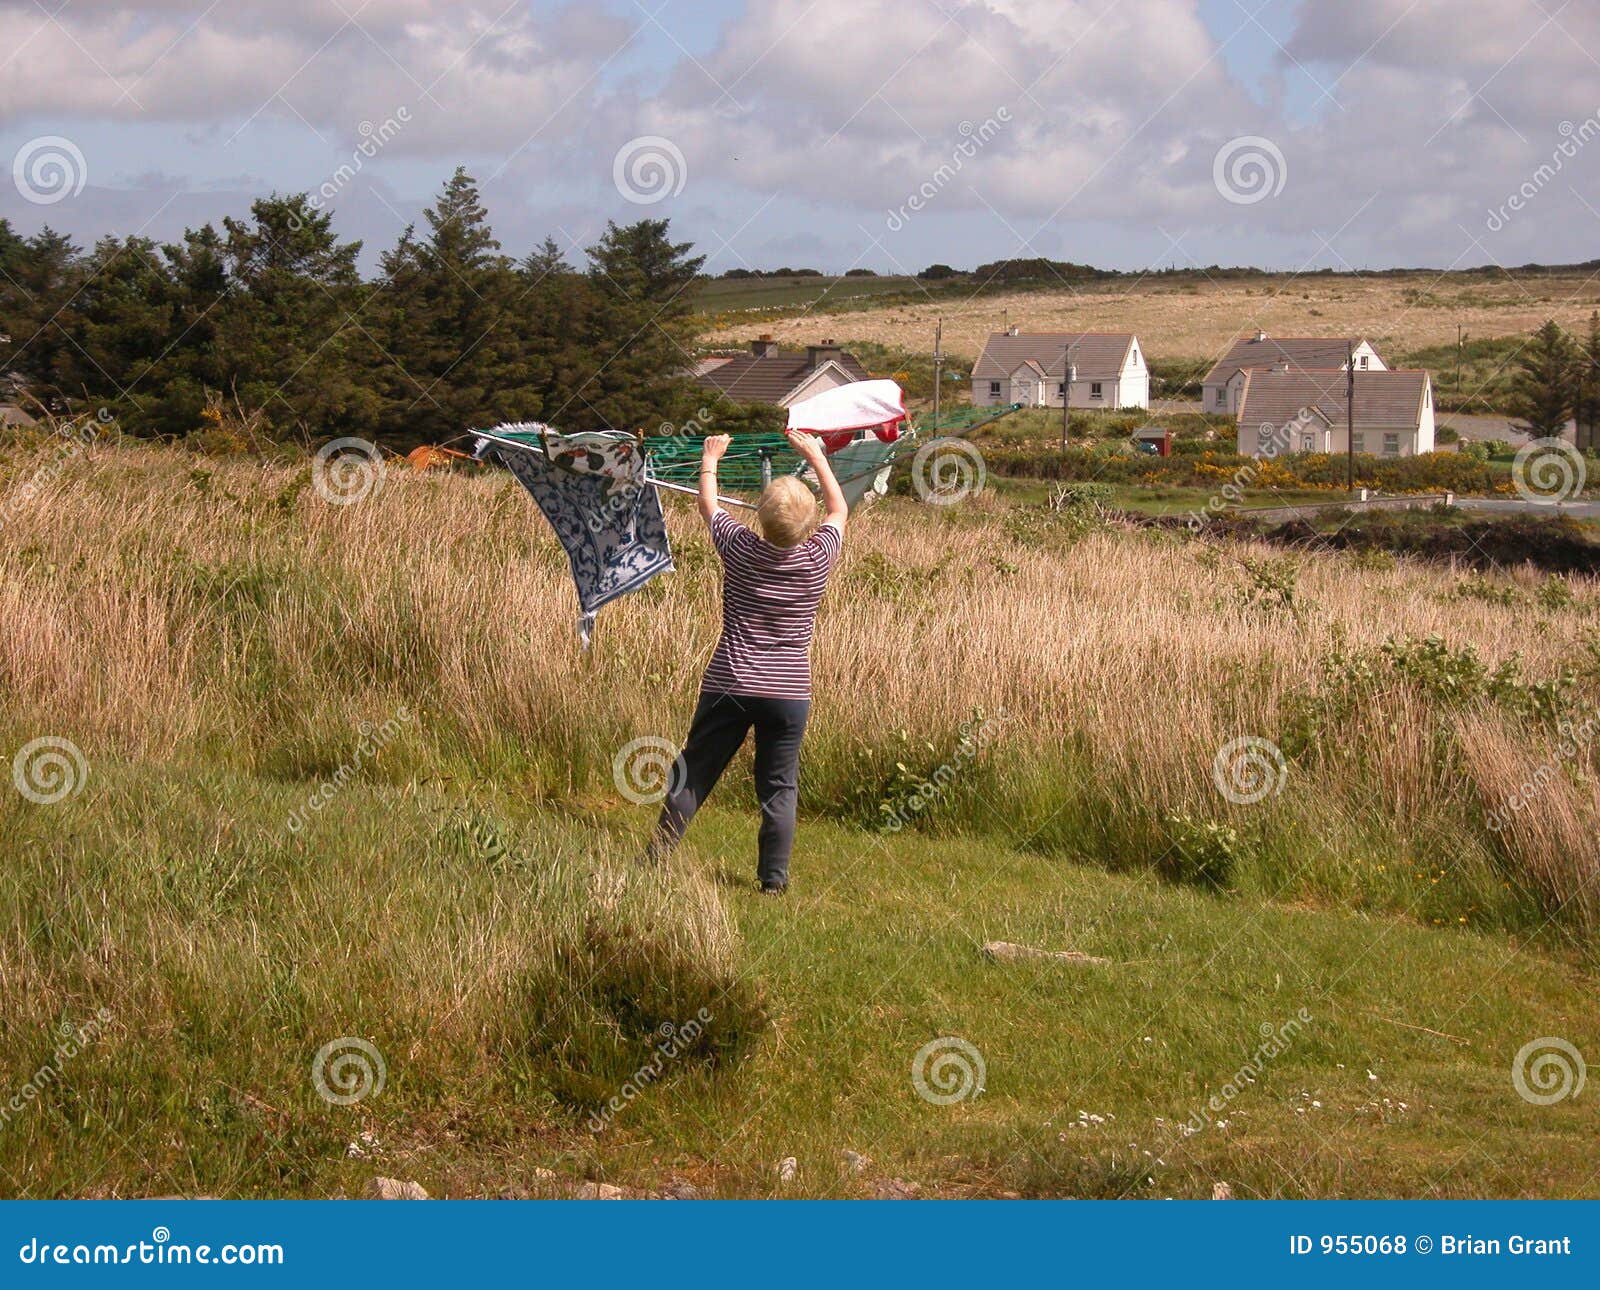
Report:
0,403,37,427
972,331,1136,382
691,349,870,404
1010,359,1048,379
1204,335,1373,387
1235,368,1430,433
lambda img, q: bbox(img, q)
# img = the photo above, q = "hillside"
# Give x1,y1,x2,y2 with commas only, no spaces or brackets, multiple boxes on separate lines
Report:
2,438,1598,1198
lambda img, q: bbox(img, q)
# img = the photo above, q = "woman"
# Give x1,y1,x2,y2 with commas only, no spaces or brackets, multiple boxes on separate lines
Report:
648,429,849,894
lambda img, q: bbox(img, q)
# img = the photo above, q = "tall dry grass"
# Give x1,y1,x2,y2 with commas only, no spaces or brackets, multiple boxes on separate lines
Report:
2,434,1598,936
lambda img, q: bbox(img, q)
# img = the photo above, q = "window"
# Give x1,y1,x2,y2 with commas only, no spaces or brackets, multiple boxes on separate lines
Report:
1358,354,1369,369
1257,428,1273,454
1424,385,1431,406
1301,433,1314,452
1057,382,1066,396
1384,433,1400,456
1130,347,1140,366
1351,433,1365,453
1215,388,1227,407
1090,381,1103,399
988,381,1001,397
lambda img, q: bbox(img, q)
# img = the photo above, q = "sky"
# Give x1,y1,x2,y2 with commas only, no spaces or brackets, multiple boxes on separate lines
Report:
1,0,1598,276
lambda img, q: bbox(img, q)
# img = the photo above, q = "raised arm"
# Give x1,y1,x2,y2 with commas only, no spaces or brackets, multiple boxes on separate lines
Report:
786,430,848,531
698,434,730,523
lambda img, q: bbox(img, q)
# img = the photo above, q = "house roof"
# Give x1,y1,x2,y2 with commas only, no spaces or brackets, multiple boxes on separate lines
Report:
972,331,1136,382
1203,335,1371,387
1235,367,1430,433
0,403,37,427
691,349,870,403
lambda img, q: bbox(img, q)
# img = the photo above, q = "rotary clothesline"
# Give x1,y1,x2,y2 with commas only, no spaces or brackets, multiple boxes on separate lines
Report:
472,381,1021,645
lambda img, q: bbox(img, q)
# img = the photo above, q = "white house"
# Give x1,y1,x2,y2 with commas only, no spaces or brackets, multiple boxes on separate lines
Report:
970,329,1149,410
693,337,872,407
1203,332,1385,415
1236,366,1435,457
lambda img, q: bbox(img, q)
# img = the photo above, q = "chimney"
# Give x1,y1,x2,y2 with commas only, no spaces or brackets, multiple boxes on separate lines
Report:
1254,329,1267,343
749,334,779,358
806,338,842,369
1271,360,1289,373
1007,325,1020,337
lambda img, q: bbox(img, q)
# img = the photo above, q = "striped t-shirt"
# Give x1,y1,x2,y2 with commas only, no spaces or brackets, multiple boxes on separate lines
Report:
702,509,844,700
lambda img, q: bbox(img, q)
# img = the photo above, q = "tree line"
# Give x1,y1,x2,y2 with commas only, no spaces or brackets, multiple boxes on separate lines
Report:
0,168,756,452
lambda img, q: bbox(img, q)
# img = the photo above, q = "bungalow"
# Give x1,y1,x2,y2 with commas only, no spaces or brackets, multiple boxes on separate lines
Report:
1203,331,1385,415
970,329,1149,410
1236,366,1435,457
692,336,870,407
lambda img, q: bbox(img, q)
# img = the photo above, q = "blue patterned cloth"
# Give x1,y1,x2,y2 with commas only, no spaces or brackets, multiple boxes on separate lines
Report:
479,425,674,646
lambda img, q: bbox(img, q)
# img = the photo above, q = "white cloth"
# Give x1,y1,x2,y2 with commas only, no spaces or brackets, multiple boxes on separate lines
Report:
785,379,905,435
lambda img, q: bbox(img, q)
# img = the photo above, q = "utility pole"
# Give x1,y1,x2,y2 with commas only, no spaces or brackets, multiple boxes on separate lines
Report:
932,319,943,429
1346,339,1356,493
1061,341,1077,452
1457,323,1465,393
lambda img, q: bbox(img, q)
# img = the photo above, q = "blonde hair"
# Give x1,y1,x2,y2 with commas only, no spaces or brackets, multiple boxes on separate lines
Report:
755,476,819,548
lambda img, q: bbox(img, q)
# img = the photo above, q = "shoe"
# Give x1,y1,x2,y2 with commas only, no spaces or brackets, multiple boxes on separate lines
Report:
758,882,788,896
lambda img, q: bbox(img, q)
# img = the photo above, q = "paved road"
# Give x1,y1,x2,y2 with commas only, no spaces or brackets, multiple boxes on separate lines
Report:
1451,496,1600,519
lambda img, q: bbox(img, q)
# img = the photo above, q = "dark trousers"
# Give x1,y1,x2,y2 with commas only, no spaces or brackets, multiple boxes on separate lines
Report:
650,691,811,888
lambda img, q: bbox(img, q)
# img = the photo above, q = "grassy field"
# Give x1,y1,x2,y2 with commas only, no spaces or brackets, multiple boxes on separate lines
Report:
3,435,1599,1198
698,269,1600,415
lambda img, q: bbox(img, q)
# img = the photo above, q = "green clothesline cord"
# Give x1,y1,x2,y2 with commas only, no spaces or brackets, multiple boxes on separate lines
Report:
473,403,1021,496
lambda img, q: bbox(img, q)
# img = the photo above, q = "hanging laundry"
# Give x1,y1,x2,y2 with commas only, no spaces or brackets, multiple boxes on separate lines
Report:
787,380,908,510
476,423,674,646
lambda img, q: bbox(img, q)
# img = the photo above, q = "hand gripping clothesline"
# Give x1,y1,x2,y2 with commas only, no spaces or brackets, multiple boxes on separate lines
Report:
470,380,1022,645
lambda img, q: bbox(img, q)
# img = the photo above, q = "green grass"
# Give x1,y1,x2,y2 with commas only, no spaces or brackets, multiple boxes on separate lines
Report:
4,757,1594,1199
